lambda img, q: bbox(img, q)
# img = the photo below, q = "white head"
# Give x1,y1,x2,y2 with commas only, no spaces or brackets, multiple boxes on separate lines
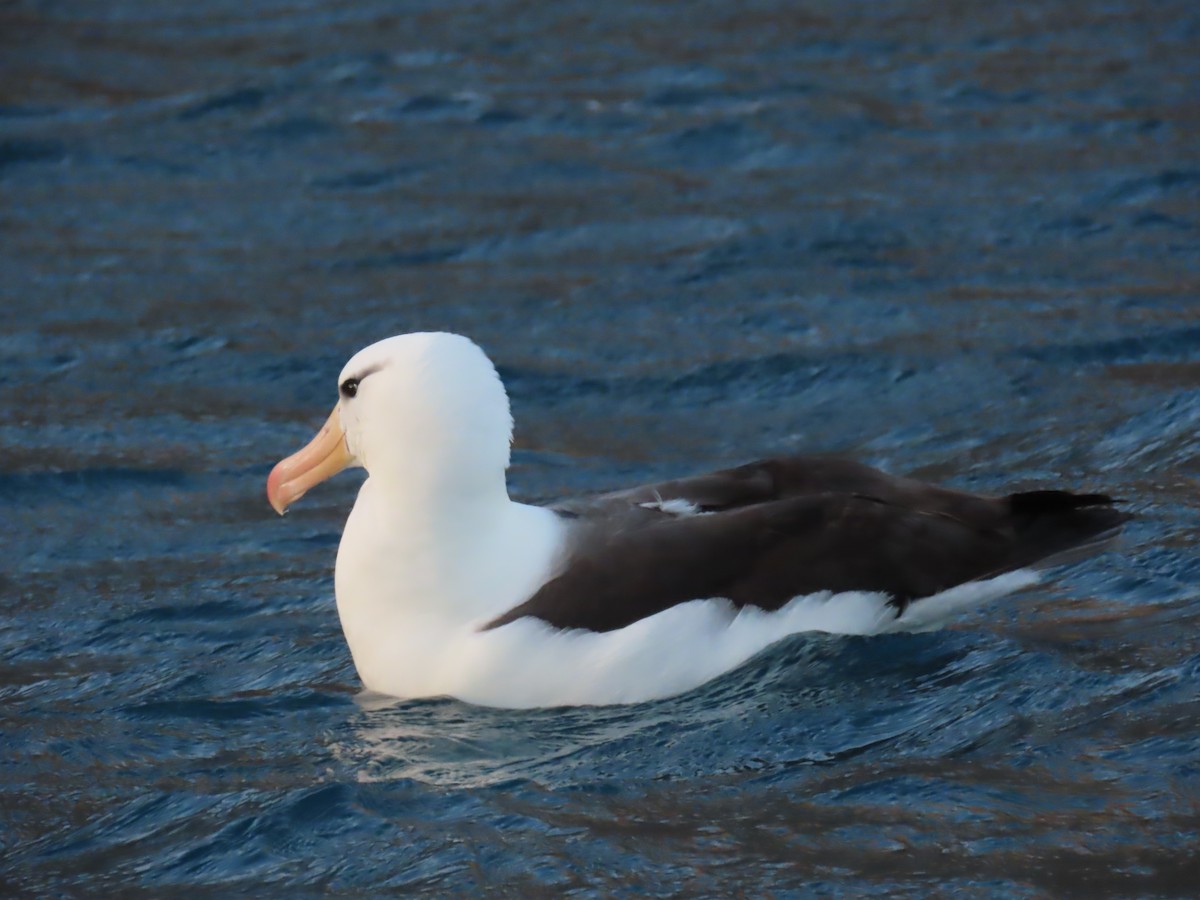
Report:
267,332,514,513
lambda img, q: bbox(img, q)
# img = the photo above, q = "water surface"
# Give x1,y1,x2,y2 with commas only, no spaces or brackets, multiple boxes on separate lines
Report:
2,0,1199,893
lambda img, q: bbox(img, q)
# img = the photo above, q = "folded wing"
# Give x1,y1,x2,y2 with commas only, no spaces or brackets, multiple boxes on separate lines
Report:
487,456,1129,633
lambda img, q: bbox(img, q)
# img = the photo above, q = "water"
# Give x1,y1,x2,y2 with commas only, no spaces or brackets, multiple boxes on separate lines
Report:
3,0,1198,892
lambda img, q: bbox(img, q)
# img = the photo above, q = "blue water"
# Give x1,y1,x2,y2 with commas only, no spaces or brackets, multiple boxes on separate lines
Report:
3,0,1199,892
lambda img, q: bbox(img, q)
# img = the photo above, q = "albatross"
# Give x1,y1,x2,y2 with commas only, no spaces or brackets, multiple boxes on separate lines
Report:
266,332,1128,708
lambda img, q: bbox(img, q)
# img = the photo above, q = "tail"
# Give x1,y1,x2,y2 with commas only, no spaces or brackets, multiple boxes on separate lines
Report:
886,489,1131,617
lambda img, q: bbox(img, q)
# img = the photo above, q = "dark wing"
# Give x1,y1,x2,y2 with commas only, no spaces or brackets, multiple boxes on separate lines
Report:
490,456,1129,633
558,456,1006,522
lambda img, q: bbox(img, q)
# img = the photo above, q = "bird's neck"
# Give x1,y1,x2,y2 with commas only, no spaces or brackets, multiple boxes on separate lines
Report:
371,465,514,524
336,474,565,627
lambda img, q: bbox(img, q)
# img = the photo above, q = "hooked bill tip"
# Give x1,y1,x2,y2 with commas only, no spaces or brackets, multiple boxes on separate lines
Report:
266,461,290,515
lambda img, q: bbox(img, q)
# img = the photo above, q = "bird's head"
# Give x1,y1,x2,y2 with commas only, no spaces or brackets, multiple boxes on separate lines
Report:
267,332,513,515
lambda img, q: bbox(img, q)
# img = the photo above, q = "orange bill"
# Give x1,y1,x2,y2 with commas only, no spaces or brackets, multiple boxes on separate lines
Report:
267,405,352,515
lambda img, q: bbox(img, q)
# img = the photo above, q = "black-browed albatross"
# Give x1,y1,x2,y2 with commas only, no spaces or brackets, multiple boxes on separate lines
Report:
267,332,1128,708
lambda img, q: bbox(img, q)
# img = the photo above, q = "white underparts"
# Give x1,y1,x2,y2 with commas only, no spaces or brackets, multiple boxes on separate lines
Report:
356,569,1042,708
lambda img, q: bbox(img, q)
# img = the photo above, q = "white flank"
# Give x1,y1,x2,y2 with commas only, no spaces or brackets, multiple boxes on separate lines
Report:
419,570,1041,708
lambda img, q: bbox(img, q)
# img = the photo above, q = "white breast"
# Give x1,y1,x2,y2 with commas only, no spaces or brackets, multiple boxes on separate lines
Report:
333,476,567,697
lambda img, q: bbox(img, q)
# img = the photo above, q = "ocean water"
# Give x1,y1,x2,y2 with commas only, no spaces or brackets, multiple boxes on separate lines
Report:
3,0,1199,893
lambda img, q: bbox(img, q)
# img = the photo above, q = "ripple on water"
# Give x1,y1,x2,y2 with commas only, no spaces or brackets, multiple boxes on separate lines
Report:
2,0,1198,894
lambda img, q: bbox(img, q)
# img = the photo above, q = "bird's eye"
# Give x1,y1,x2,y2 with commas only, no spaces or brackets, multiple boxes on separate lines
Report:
340,378,360,398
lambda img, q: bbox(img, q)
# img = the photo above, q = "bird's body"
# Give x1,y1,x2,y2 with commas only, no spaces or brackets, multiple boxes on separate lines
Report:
267,332,1128,708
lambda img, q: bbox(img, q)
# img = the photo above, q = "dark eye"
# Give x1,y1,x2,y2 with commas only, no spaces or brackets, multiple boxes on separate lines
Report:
340,378,359,398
